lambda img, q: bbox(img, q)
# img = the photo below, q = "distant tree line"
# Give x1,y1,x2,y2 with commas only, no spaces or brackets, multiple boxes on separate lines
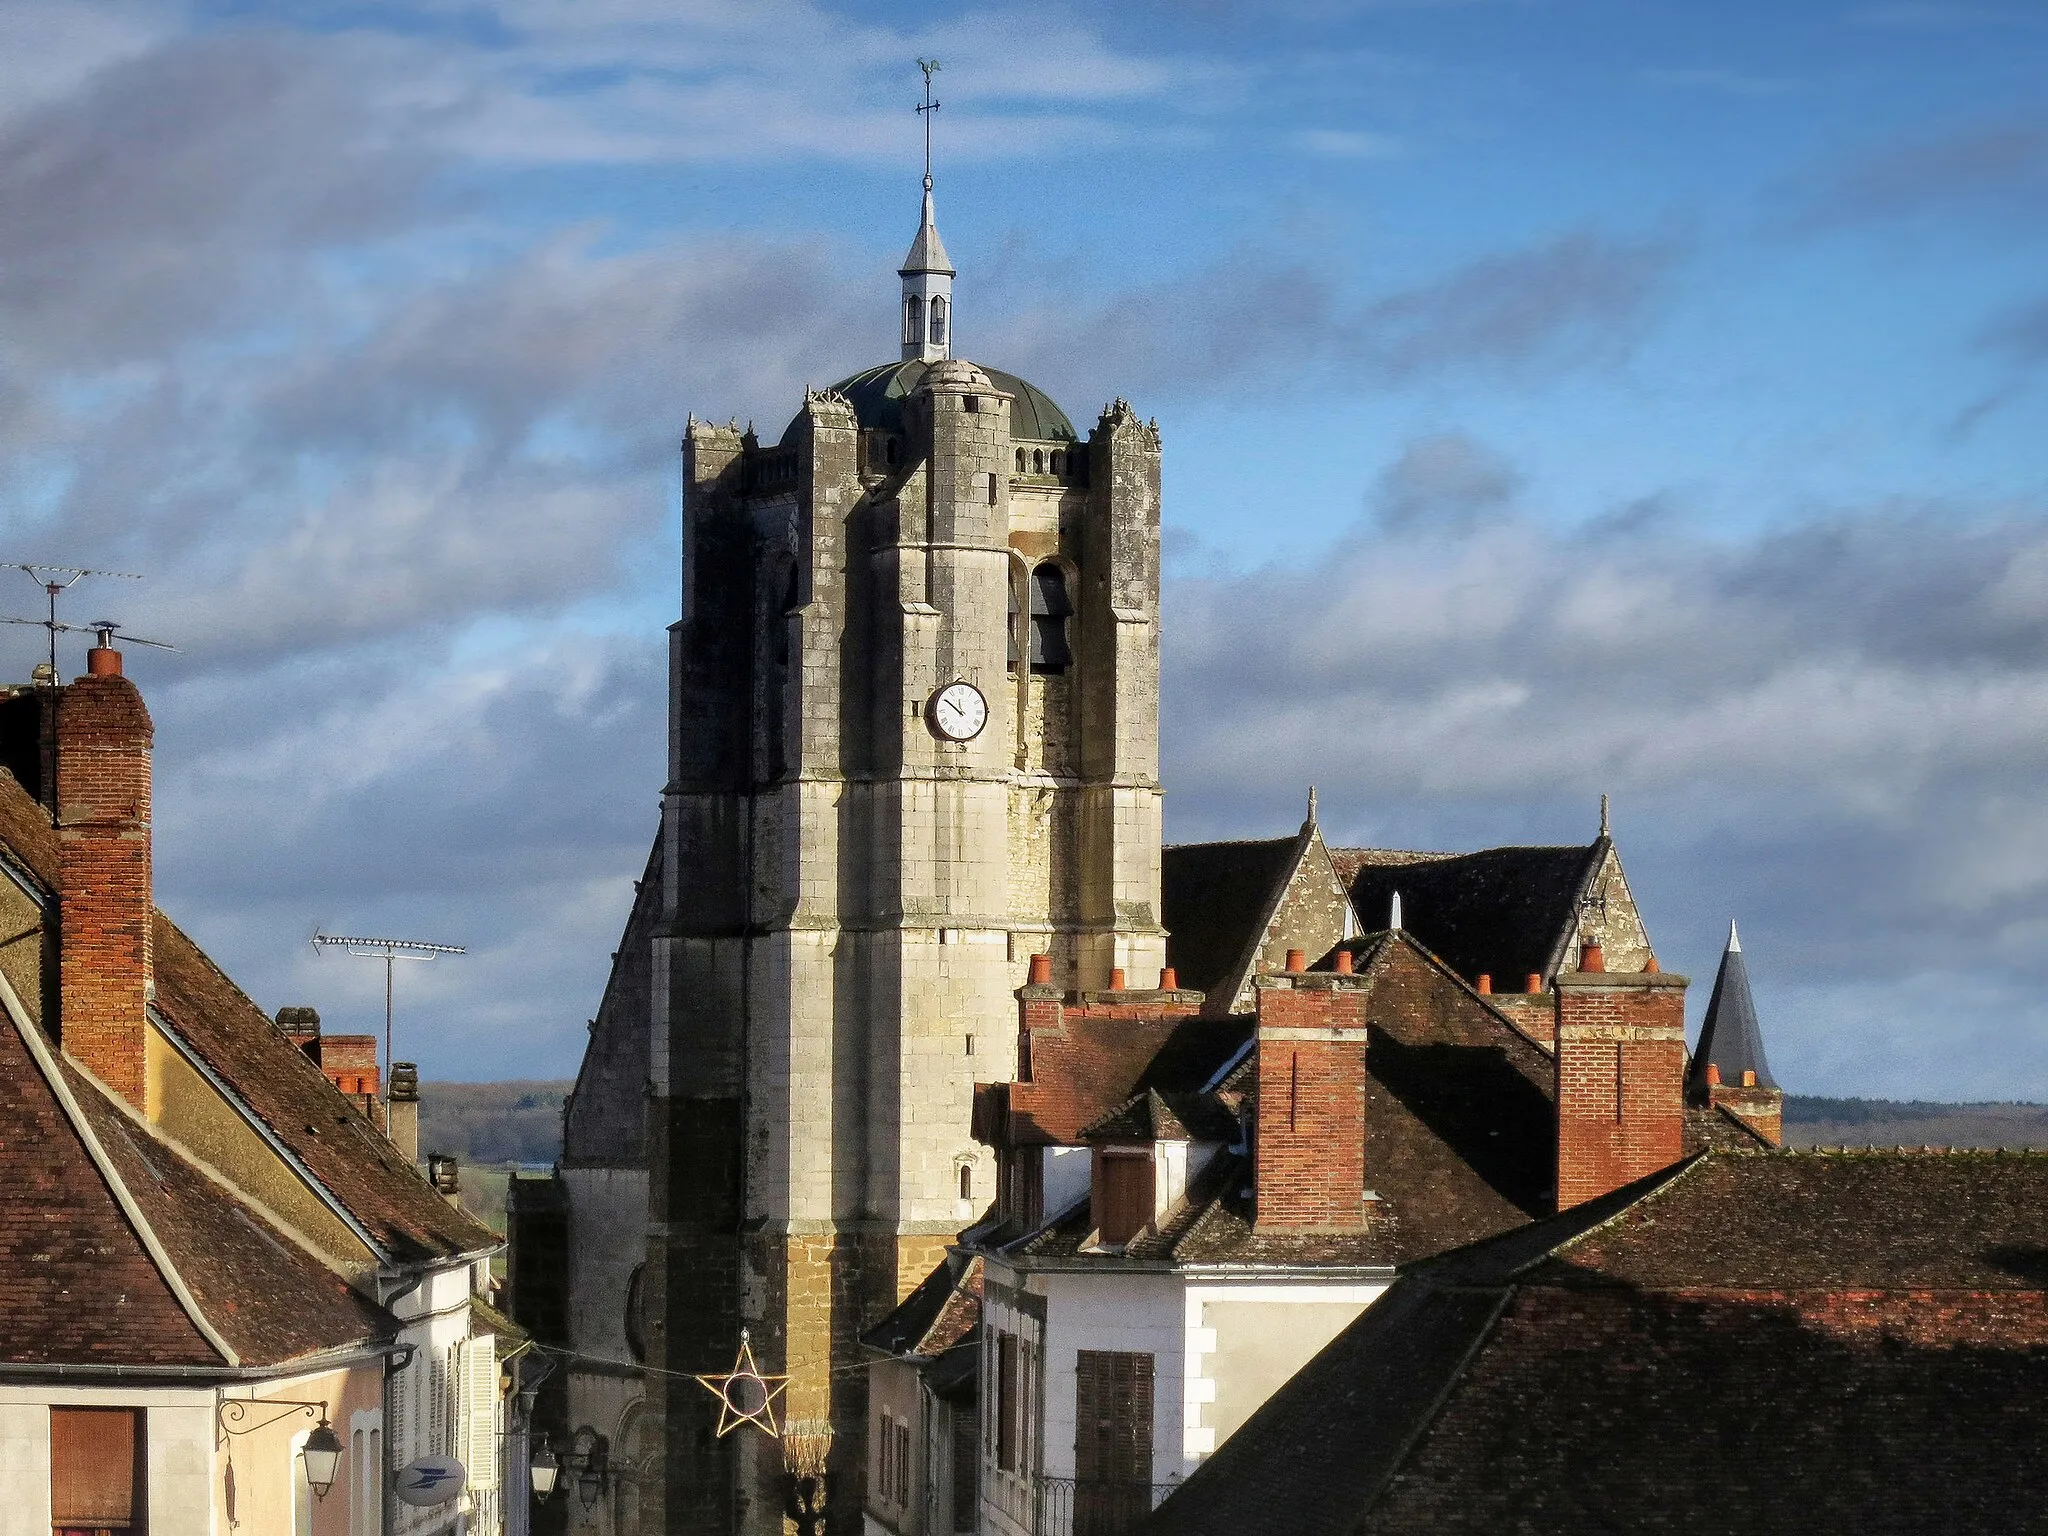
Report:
418,1080,571,1166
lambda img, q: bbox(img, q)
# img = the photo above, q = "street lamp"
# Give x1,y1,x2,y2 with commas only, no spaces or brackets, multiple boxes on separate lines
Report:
301,1420,344,1501
568,1427,610,1510
531,1437,561,1503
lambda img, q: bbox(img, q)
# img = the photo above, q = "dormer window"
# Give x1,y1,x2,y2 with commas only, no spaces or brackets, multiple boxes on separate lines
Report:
1029,563,1072,674
903,293,925,348
929,295,948,348
1093,1150,1154,1246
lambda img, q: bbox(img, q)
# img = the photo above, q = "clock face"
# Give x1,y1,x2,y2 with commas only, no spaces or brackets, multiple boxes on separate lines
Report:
928,681,988,742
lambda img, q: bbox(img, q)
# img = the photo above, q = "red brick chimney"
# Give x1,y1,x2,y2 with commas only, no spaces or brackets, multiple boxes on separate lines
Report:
1553,960,1687,1210
55,647,155,1108
1251,970,1370,1232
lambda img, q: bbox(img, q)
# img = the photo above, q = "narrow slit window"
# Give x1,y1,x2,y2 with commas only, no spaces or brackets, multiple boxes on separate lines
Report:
960,1163,974,1200
1007,573,1023,673
1029,563,1072,675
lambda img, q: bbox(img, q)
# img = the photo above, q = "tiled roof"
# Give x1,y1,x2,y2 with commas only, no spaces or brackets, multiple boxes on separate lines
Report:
150,913,497,1264
0,996,398,1369
862,1251,982,1362
1080,1088,1237,1145
1007,1012,1252,1148
1339,841,1604,986
64,1055,398,1366
998,933,1561,1270
1161,839,1300,996
0,993,222,1367
1146,1151,2048,1536
0,768,494,1266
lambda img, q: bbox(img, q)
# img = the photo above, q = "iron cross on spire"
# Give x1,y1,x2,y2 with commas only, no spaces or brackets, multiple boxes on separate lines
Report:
916,57,941,190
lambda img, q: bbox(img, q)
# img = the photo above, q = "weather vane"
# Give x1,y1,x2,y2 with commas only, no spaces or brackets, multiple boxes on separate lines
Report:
916,58,941,189
693,1329,790,1439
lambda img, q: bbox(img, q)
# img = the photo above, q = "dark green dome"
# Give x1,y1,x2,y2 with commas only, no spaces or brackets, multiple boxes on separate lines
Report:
781,359,1076,446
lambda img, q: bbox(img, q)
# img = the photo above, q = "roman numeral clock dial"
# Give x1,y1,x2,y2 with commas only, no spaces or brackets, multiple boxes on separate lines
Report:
927,680,988,742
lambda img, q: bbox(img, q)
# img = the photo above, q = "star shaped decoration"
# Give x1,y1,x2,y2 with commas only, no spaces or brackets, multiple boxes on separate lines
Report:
693,1330,791,1439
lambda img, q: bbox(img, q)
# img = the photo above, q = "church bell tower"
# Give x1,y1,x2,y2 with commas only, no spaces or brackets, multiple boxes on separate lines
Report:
642,134,1166,1535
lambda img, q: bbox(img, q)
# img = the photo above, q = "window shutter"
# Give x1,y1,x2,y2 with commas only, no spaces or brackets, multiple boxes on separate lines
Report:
51,1407,143,1527
1095,1154,1154,1246
462,1335,499,1490
996,1333,1019,1471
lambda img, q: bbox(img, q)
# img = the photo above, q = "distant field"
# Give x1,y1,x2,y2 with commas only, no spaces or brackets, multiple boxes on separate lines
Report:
418,1079,571,1167
1784,1096,2048,1150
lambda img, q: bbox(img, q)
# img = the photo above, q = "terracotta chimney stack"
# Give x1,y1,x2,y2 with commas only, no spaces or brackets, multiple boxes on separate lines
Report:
388,1061,421,1164
1027,952,1052,986
1475,973,1492,995
55,660,155,1110
1284,948,1307,973
1333,949,1354,975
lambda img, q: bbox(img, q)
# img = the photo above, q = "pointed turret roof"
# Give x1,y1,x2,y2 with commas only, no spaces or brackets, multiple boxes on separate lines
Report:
899,183,955,276
1687,920,1776,1098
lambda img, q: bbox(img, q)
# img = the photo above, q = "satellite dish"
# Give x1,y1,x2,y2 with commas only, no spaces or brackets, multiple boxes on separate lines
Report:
395,1455,467,1507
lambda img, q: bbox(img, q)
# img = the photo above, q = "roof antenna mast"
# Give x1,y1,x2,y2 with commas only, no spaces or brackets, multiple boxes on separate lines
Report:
2,564,147,680
312,933,467,1110
916,57,941,191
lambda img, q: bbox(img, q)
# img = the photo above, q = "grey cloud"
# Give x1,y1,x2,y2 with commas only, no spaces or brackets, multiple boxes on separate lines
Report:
1795,116,2048,226
1371,432,1521,534
1162,472,2048,1097
990,229,1679,405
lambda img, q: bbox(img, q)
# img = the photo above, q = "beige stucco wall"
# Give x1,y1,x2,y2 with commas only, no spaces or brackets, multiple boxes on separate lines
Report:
1197,1297,1376,1450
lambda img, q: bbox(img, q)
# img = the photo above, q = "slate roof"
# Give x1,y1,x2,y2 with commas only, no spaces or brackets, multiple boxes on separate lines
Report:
1146,1150,2048,1536
780,359,1076,444
1160,838,1301,997
899,188,956,276
1339,841,1606,987
994,932,1564,1270
1687,923,1777,1097
0,988,398,1371
564,826,662,1167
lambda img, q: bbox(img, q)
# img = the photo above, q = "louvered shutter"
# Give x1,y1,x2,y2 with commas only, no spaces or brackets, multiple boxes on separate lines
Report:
51,1407,143,1528
461,1334,499,1490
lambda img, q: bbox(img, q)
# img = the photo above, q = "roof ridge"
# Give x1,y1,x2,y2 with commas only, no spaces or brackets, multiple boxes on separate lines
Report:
0,966,239,1366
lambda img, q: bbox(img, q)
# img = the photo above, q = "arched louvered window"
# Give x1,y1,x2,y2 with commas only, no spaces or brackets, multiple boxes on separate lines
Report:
1029,563,1072,674
1032,449,1044,473
1049,451,1064,476
1016,448,1026,473
929,295,948,347
1007,570,1023,673
903,293,925,348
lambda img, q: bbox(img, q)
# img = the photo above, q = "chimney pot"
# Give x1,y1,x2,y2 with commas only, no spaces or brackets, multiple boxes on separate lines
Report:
1525,973,1543,994
1643,954,1660,974
1159,967,1178,990
85,646,122,678
1109,967,1126,991
1706,1062,1722,1086
1285,948,1307,973
1580,940,1605,972
1742,1069,1757,1088
1475,972,1492,995
1027,953,1052,985
1333,949,1354,975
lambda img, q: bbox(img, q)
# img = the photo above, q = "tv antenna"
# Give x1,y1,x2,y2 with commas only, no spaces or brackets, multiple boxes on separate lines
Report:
3,565,145,679
311,934,467,1102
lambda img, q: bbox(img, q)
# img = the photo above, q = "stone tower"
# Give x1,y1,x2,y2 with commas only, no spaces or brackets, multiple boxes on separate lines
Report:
643,179,1166,1533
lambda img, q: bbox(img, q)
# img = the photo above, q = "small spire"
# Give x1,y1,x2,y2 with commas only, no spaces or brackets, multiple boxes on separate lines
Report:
1390,891,1403,932
1600,792,1610,839
1306,785,1318,826
1727,919,1741,954
899,59,955,363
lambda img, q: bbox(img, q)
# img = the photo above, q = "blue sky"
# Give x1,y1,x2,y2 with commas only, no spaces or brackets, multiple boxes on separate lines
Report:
2,0,2045,1096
